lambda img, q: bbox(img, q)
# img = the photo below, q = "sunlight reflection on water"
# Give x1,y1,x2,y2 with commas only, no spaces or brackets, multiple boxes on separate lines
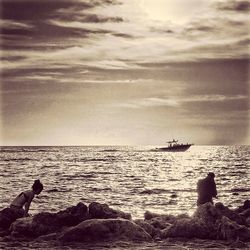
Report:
0,145,249,219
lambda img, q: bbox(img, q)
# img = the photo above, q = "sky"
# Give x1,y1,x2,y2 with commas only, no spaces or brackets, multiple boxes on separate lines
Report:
0,0,249,146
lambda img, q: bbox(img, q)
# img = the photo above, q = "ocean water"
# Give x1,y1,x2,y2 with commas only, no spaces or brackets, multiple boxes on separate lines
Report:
0,145,249,249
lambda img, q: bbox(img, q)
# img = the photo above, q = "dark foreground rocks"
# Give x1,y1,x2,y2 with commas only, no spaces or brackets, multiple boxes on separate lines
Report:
144,201,250,241
60,218,151,242
0,200,250,244
10,202,88,238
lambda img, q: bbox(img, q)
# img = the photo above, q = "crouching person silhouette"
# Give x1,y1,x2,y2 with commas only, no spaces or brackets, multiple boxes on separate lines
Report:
10,179,43,218
197,172,217,206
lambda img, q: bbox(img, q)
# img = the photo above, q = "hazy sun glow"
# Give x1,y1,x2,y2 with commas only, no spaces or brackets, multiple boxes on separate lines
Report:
1,0,249,145
138,0,209,24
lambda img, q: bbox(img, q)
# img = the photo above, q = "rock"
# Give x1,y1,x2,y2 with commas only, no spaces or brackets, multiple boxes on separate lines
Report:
59,218,152,242
0,229,10,237
163,203,221,239
194,202,221,224
10,202,88,238
10,217,34,237
240,208,250,219
0,207,23,230
37,232,58,241
162,217,212,239
217,216,250,241
246,217,250,227
144,211,158,220
170,193,178,198
235,200,250,213
162,203,250,241
144,211,190,227
89,202,131,220
145,217,172,230
33,202,88,227
215,202,245,225
134,219,161,238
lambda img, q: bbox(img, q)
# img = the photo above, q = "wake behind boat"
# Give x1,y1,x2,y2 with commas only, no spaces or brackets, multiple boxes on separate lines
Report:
157,139,193,152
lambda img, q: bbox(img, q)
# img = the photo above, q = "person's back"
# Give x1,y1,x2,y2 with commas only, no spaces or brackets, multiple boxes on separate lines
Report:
197,172,217,206
10,179,43,217
10,190,34,210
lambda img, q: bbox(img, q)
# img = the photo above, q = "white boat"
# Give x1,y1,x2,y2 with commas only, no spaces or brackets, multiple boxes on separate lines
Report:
157,139,193,152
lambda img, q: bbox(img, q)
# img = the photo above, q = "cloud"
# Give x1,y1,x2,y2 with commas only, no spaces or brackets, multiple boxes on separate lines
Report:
215,0,250,12
116,94,247,109
2,0,248,75
1,0,124,49
0,0,112,21
117,97,179,109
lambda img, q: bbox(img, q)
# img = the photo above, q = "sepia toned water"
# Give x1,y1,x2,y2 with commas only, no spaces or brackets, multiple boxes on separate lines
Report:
0,145,249,249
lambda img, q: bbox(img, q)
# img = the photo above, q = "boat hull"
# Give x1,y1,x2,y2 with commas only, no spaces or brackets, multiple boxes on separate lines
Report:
158,144,192,152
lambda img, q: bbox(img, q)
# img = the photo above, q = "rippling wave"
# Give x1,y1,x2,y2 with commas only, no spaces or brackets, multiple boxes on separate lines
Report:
0,145,249,220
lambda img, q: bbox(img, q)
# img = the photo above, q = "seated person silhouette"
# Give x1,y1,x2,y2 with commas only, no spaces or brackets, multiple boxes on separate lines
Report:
197,172,217,206
10,179,43,217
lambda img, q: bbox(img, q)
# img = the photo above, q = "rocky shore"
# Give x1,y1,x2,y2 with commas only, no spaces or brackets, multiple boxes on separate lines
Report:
0,200,250,248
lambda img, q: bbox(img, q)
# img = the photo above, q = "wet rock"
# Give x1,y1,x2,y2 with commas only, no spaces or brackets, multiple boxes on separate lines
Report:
89,202,131,220
246,217,250,227
162,203,220,239
10,217,34,237
217,216,250,241
0,229,10,237
144,211,190,235
144,211,190,227
10,202,88,238
215,202,245,225
240,208,250,219
235,200,250,213
232,192,239,196
194,202,221,224
134,219,161,238
37,232,58,241
162,217,211,239
60,218,152,242
144,211,161,220
33,202,88,227
162,203,250,241
170,193,178,198
0,208,22,230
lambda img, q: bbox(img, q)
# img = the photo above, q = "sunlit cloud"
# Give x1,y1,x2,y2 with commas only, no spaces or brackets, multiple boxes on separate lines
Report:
1,0,249,145
114,94,248,109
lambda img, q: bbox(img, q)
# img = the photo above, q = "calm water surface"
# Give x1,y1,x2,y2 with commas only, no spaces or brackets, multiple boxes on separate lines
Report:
0,146,249,249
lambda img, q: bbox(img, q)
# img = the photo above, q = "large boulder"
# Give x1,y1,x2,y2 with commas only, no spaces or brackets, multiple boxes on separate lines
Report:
89,202,131,220
240,208,250,219
162,203,250,241
10,217,34,237
193,202,221,225
60,218,152,242
216,216,250,241
10,202,88,238
0,207,23,230
162,203,221,239
162,217,212,239
134,219,161,238
33,202,88,227
215,202,245,225
144,211,190,230
235,200,250,214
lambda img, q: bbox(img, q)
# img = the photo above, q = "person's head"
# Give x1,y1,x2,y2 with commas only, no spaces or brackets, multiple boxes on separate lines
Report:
32,179,43,195
207,172,215,179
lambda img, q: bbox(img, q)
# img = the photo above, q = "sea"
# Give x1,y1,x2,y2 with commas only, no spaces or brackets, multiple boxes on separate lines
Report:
0,145,249,249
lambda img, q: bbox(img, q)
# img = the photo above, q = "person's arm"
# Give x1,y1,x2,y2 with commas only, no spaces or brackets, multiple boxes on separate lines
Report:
197,180,201,193
23,193,34,216
212,181,217,198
